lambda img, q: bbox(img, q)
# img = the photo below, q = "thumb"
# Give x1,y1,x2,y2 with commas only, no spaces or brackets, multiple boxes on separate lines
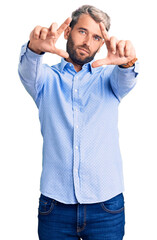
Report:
92,58,110,68
51,47,69,58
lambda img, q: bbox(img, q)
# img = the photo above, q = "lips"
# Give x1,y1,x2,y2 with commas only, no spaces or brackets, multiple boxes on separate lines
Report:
78,47,90,54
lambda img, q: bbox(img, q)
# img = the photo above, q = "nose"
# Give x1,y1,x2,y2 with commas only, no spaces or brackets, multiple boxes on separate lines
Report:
83,34,92,47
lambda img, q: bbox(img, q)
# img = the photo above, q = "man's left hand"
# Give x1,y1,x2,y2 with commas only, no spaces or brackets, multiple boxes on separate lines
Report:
92,22,136,68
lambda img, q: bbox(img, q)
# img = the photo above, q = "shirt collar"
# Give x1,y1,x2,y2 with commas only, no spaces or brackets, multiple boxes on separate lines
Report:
60,58,97,74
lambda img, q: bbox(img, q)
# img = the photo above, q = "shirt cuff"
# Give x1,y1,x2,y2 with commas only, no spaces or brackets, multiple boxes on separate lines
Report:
19,42,45,63
118,60,139,75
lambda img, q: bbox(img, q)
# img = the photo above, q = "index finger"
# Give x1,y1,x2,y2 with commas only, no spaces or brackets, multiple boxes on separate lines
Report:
57,17,72,36
99,22,110,42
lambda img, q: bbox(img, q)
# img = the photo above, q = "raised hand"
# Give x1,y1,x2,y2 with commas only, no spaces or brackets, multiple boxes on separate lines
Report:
28,17,72,58
92,22,136,68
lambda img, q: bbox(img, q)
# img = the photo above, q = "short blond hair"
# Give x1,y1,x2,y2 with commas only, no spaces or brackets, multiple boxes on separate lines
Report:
70,5,111,31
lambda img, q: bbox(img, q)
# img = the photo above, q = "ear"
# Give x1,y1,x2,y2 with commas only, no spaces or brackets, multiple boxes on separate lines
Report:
64,26,71,40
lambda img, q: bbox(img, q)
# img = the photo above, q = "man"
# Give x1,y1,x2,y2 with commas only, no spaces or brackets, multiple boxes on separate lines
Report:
18,5,139,240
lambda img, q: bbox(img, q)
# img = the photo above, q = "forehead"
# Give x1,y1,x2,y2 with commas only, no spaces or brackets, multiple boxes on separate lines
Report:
73,14,103,36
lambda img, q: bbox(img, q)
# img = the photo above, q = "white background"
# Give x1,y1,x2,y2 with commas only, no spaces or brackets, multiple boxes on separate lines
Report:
1,0,157,239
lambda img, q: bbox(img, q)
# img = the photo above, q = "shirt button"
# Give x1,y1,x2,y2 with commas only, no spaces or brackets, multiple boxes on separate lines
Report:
74,108,79,112
75,146,78,150
76,125,79,128
74,89,78,93
75,76,78,79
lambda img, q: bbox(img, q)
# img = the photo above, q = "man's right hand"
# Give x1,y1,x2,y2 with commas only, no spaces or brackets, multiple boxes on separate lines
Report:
28,17,71,58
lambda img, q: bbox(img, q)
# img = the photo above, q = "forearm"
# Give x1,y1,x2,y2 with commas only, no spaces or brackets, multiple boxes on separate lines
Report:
110,61,139,101
18,42,45,102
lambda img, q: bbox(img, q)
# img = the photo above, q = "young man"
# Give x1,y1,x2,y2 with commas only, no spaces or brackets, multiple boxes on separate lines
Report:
18,5,139,240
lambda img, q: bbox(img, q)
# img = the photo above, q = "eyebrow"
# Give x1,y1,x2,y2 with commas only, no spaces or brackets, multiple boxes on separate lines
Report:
77,27,103,40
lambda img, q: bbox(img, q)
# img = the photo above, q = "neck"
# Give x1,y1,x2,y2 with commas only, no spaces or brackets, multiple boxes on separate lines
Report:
66,57,83,72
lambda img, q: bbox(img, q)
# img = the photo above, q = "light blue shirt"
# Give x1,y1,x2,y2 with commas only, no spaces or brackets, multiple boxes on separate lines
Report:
18,43,139,204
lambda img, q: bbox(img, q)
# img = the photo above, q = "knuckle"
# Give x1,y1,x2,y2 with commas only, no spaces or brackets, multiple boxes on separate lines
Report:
50,31,56,35
50,22,57,30
52,22,57,26
118,40,125,47
34,25,42,32
33,26,42,38
110,36,116,41
50,32,58,39
110,37,118,49
126,40,132,45
40,28,48,40
35,25,41,29
110,36,117,45
49,28,57,36
34,32,39,38
41,27,48,33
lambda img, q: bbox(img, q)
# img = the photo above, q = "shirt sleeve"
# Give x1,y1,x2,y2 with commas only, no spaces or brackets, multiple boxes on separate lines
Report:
109,61,139,101
18,42,47,106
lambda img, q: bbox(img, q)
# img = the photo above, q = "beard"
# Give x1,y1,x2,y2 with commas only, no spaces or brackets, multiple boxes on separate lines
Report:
66,34,99,66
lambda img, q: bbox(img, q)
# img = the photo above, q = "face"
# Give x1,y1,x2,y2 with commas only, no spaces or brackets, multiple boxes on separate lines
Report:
65,14,104,66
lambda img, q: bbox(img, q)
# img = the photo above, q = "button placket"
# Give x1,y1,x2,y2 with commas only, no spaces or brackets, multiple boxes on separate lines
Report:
72,74,81,201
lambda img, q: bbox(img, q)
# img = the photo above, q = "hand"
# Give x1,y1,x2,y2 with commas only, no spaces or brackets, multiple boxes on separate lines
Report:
28,17,72,58
92,22,136,68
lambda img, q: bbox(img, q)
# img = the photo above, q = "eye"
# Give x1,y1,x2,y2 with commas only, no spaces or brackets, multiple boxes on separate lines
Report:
94,35,101,41
79,30,86,35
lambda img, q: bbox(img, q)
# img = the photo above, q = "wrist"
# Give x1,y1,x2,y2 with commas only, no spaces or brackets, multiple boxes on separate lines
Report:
28,41,43,55
120,58,138,68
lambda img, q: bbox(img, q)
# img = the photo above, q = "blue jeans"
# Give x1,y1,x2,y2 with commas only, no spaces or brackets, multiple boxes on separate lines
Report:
38,193,125,240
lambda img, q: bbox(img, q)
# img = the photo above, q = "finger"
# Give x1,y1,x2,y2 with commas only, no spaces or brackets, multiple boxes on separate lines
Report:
110,36,118,54
117,40,126,57
33,25,42,40
92,58,110,68
124,40,132,57
40,27,49,40
99,22,110,42
49,22,58,38
52,47,69,58
57,17,72,37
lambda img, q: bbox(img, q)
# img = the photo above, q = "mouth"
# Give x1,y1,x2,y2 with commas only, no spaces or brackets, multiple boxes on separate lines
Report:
78,47,90,54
